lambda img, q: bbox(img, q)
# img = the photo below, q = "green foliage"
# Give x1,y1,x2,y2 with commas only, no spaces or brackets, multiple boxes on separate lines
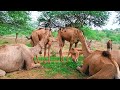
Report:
79,25,120,43
38,11,110,28
52,31,58,37
0,11,33,35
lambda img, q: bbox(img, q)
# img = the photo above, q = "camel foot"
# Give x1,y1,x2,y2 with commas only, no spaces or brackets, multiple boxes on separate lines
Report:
43,61,46,64
76,66,81,71
48,61,50,64
34,63,41,68
0,69,6,77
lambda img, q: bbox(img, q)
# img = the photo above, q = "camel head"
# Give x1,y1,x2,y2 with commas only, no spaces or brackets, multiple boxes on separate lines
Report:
69,48,83,63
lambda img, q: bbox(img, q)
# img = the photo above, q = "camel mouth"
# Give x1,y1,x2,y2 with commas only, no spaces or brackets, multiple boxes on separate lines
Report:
72,59,78,63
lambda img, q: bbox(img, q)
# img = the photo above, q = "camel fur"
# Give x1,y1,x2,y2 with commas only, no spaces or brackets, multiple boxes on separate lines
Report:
58,27,81,62
0,36,46,76
67,40,92,62
26,28,56,63
64,27,120,79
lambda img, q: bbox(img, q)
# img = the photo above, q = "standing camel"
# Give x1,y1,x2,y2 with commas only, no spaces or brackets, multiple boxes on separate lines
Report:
65,27,120,79
0,31,49,76
107,40,112,52
58,27,81,62
26,28,56,63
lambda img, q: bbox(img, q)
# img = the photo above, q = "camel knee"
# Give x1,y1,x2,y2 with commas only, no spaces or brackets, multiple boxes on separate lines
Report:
0,69,6,77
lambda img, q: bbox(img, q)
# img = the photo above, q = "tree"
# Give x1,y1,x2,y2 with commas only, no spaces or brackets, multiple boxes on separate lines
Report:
37,11,110,29
0,11,32,35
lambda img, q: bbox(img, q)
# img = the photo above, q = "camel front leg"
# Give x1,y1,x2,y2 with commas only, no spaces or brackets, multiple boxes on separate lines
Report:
43,45,47,63
36,55,40,63
67,51,71,62
76,57,90,75
48,45,51,63
0,69,6,77
75,42,78,48
67,43,73,62
59,47,63,62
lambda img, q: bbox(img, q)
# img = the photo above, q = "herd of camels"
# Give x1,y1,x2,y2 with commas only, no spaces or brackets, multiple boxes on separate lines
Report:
0,26,120,79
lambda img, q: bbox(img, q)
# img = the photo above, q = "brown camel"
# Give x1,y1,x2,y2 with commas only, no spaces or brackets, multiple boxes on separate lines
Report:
61,27,120,79
67,40,92,62
67,48,83,62
107,40,112,52
26,28,56,63
58,27,81,62
0,32,48,76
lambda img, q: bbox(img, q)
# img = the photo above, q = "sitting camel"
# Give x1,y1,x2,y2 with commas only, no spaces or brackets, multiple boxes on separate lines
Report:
0,32,49,76
63,27,120,79
58,27,81,62
26,28,56,63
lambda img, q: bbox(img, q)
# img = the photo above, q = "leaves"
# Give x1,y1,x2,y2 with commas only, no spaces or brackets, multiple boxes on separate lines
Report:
0,11,32,35
37,11,110,28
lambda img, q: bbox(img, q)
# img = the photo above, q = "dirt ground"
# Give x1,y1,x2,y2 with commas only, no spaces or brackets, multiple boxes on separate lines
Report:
0,36,120,79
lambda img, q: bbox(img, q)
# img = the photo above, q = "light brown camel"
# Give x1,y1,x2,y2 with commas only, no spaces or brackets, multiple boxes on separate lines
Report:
62,27,120,79
58,27,81,62
0,32,48,76
67,40,92,62
26,28,56,63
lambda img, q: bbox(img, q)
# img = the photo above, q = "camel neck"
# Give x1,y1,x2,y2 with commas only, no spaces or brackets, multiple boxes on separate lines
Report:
30,44,42,56
78,30,91,58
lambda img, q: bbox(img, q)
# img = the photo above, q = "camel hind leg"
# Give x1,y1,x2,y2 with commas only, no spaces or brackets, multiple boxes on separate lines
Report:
87,64,116,79
59,40,65,62
67,43,73,62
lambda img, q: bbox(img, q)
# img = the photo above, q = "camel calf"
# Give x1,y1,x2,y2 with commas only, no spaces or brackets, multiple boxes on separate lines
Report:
67,40,92,62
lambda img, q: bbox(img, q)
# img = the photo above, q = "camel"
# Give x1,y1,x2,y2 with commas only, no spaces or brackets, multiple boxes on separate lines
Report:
61,27,120,79
0,32,48,76
26,28,56,63
67,48,83,62
67,40,92,62
107,40,112,52
58,27,81,62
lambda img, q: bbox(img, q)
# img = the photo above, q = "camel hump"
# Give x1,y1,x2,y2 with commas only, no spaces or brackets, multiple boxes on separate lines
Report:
102,51,111,58
102,51,110,57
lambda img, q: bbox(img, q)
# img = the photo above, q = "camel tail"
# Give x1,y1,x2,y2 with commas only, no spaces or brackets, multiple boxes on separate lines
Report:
102,51,120,79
